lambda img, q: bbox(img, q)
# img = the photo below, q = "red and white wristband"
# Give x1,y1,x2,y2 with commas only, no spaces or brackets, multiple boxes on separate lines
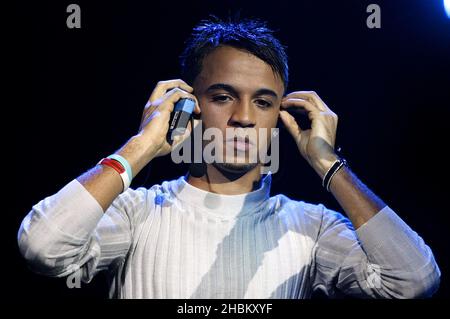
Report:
98,157,131,192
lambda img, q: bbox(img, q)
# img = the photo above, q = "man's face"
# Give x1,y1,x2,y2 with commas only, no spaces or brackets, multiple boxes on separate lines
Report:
193,45,285,174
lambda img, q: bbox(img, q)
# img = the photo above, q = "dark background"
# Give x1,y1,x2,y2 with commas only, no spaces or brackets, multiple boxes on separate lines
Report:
8,0,450,299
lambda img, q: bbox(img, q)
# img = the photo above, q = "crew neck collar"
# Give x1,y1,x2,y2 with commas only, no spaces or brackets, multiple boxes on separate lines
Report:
170,172,272,219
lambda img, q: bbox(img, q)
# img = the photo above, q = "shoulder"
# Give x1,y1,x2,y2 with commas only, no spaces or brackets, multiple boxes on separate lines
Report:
121,176,181,202
271,194,353,239
108,177,179,221
272,193,330,221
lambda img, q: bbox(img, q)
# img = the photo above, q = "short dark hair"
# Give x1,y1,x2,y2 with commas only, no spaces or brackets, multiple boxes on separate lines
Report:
179,16,289,91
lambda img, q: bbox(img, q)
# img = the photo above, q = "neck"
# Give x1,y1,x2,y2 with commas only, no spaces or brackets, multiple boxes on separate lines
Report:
187,163,263,195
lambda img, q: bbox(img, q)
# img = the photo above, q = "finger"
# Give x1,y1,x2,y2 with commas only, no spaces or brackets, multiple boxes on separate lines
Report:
142,88,199,130
158,88,201,121
192,95,201,115
281,98,320,115
283,91,328,112
161,88,200,115
279,110,302,144
149,79,194,102
163,89,202,115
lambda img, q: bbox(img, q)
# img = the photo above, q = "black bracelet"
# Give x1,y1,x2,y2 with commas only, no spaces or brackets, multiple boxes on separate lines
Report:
322,157,347,192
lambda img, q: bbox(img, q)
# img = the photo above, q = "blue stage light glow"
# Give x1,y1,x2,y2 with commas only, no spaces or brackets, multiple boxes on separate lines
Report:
444,0,450,18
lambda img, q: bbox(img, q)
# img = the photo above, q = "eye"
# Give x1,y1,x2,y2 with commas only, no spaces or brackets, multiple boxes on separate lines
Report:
255,99,273,108
211,95,232,103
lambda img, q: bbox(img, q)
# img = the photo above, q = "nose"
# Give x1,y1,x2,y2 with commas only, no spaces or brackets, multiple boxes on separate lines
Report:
228,100,256,128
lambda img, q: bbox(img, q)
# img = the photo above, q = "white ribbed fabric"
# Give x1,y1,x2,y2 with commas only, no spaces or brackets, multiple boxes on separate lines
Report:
18,173,440,298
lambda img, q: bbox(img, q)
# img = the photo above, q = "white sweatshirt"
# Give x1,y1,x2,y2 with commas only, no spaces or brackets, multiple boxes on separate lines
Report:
17,173,440,298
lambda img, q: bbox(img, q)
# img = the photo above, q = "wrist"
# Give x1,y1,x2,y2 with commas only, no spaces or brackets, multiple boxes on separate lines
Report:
132,133,159,159
311,153,339,179
116,135,156,178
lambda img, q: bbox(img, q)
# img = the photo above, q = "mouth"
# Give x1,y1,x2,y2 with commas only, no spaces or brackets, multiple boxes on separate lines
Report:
226,136,254,152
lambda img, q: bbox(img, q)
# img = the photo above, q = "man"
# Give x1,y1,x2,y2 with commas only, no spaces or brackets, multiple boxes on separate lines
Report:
18,17,440,298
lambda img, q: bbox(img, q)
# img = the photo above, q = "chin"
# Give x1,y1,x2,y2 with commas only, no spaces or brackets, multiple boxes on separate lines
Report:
213,162,258,175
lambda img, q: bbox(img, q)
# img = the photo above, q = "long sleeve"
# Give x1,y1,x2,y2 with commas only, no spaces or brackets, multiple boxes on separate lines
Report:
310,205,441,298
17,179,148,283
17,173,441,298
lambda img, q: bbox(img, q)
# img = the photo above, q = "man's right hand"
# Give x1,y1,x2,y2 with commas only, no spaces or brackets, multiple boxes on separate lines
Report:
76,79,201,211
137,79,201,160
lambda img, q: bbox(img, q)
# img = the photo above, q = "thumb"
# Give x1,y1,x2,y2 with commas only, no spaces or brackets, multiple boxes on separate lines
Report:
171,118,200,148
279,110,303,145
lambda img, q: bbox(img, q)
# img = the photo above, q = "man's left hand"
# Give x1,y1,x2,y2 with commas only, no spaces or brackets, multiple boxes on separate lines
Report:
279,91,339,178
